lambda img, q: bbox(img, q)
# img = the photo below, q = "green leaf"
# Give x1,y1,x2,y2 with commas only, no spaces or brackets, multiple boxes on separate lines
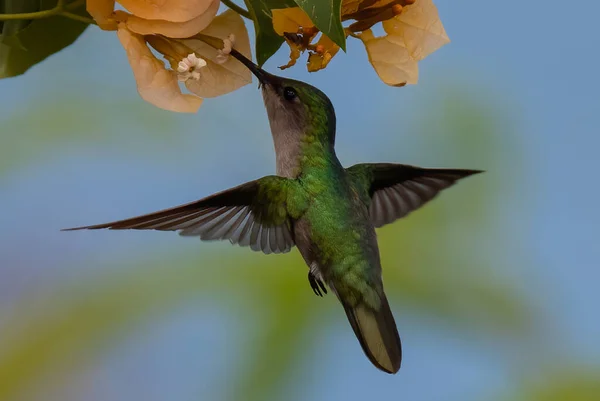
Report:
0,0,40,40
244,0,296,66
0,0,90,79
293,0,346,51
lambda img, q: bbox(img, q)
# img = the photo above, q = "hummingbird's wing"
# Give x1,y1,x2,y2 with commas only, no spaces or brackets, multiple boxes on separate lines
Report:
347,163,483,228
63,176,295,254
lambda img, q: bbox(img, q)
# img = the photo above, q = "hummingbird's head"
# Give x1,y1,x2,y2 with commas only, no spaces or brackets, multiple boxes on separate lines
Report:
231,50,336,146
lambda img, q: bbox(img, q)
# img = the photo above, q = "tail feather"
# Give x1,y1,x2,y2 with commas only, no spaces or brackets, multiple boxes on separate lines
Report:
341,294,402,374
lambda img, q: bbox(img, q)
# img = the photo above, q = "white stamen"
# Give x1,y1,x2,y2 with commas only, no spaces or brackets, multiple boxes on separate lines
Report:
177,53,207,82
216,34,236,64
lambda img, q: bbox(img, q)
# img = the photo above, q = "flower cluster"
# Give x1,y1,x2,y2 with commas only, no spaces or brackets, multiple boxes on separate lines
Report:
83,0,450,113
87,0,252,113
272,0,450,86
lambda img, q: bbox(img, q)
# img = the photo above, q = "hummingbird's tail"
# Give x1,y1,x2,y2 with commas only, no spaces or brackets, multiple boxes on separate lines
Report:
339,292,402,374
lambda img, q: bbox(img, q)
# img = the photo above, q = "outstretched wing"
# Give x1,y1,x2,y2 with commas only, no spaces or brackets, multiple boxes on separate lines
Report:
347,163,482,228
63,176,295,254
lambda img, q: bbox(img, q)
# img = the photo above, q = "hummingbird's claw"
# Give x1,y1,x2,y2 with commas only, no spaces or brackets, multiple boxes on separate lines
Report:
308,271,321,296
308,271,327,297
318,279,328,295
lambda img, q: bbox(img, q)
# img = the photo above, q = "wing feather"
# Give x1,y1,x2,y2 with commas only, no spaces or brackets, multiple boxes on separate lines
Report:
63,177,296,254
349,164,482,228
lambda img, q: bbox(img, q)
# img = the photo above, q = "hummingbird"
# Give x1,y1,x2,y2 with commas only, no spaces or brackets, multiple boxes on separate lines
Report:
64,49,482,374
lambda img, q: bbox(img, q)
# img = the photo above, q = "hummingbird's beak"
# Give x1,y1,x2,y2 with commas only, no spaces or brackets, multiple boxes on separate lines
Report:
230,49,273,87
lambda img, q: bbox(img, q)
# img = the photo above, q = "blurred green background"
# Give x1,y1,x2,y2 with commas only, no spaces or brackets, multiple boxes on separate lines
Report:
1,1,599,400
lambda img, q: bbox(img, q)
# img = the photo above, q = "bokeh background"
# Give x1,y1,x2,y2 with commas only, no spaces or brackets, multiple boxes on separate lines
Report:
1,1,599,400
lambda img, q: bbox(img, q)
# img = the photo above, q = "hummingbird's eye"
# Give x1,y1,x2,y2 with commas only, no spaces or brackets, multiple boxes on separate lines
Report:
283,87,297,101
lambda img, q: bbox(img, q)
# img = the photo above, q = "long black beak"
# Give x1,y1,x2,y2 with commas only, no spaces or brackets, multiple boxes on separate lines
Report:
230,49,273,87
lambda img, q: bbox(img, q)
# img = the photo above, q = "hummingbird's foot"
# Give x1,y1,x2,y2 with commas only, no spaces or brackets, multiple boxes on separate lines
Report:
308,271,327,297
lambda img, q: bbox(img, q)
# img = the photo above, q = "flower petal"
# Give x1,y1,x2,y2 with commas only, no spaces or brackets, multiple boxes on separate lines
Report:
87,0,118,30
307,52,332,72
342,0,363,15
365,0,397,9
115,0,219,38
307,34,340,72
382,0,449,61
279,36,302,70
272,7,315,36
359,29,418,86
272,8,321,70
342,0,397,16
117,0,214,22
117,25,203,113
182,10,252,98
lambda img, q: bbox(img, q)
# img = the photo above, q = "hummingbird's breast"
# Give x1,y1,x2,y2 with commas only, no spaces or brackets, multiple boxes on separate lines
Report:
292,163,383,290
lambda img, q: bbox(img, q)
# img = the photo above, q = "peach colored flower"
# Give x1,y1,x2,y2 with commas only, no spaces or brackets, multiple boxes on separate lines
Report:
177,53,207,81
272,0,449,86
87,0,219,37
87,0,252,113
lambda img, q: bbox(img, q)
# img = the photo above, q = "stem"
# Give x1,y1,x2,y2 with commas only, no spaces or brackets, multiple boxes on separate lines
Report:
0,0,92,23
66,0,86,10
60,12,96,25
221,0,251,19
191,33,225,50
0,9,57,20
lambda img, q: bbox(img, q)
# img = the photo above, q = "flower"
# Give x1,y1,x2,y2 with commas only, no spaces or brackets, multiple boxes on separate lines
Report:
216,34,236,64
116,27,203,112
272,0,449,86
87,1,252,113
177,53,207,81
87,0,220,37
